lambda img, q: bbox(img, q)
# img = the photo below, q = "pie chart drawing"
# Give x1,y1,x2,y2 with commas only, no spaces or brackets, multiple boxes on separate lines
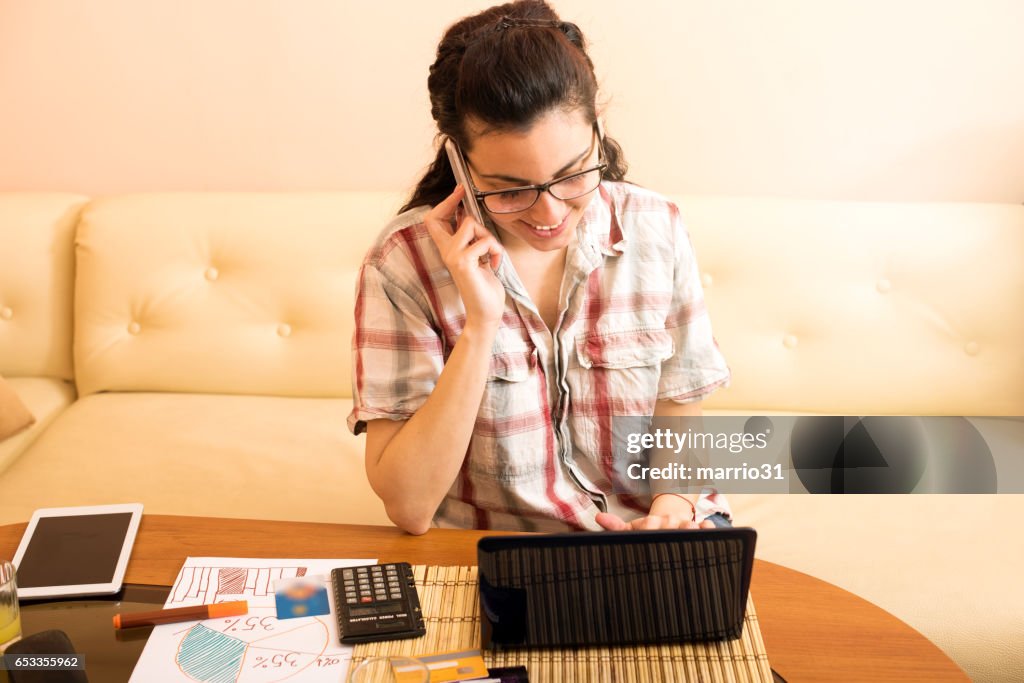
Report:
175,616,335,683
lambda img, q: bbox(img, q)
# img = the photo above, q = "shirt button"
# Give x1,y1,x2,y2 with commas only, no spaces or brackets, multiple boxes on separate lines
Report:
128,321,142,335
783,334,798,349
0,307,12,320
205,267,219,282
876,278,891,294
701,273,713,288
964,341,980,356
277,324,292,338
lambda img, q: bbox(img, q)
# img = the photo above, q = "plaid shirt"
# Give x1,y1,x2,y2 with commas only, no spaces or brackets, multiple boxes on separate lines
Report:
349,181,731,531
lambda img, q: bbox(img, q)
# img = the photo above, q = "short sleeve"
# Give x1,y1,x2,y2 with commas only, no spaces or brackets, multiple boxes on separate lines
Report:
347,262,445,435
657,204,731,402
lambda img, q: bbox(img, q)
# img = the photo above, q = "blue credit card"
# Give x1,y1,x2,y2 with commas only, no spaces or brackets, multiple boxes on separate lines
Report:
273,576,330,620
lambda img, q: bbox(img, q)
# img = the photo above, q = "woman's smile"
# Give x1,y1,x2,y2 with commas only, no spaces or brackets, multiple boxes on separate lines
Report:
519,212,571,237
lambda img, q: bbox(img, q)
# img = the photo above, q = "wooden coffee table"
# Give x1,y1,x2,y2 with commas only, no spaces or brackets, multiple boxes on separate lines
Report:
0,515,968,682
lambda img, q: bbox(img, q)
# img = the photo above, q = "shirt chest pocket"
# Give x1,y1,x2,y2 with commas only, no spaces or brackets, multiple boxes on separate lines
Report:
487,344,537,382
575,327,674,369
569,327,674,415
479,339,544,428
469,342,549,483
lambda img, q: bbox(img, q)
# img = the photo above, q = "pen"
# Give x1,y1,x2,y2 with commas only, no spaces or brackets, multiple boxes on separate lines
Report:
113,600,249,629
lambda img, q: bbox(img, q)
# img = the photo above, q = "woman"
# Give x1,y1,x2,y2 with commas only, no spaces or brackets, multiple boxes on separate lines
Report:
348,0,731,535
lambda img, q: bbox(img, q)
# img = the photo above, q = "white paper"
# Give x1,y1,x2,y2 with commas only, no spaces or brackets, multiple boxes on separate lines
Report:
129,557,376,683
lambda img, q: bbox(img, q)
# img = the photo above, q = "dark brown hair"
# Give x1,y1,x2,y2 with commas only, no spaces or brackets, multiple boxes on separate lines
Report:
400,0,628,214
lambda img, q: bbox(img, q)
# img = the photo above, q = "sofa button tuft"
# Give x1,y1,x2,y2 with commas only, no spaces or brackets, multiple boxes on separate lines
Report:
876,278,891,294
205,267,219,282
0,307,11,320
128,321,141,335
964,341,980,356
701,273,713,288
783,334,798,349
277,323,292,338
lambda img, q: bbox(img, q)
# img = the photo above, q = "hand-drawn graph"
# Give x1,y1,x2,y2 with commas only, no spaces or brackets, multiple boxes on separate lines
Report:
174,612,335,683
169,566,309,605
129,557,372,683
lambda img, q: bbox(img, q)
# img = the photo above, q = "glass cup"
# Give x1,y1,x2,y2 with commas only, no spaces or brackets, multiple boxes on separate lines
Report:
347,655,429,683
0,560,21,651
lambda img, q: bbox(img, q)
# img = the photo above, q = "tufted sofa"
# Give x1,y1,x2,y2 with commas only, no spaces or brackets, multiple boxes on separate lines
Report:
0,191,1022,681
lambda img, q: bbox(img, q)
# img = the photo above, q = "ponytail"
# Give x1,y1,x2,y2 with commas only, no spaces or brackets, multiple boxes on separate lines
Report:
400,146,456,215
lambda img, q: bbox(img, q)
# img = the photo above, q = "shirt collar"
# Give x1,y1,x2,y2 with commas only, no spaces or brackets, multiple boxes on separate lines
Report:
577,182,627,257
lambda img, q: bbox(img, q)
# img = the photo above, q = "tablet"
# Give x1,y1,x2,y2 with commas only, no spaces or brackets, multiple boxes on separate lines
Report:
13,504,144,599
478,527,757,648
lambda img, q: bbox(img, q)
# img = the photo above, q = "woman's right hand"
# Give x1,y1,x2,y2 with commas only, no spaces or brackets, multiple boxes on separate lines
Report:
424,185,507,329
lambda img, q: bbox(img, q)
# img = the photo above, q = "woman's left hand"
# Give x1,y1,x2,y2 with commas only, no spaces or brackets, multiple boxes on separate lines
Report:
595,512,715,531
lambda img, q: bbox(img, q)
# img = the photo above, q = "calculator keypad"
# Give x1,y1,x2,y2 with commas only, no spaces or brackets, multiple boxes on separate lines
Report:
333,562,425,644
340,565,406,605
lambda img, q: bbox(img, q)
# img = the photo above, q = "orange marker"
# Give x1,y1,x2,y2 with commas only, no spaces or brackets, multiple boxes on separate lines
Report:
113,600,248,629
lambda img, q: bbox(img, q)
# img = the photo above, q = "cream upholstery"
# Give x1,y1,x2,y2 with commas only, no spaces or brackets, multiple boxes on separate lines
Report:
0,377,76,474
0,392,384,525
0,193,85,380
0,194,86,466
74,193,398,398
685,197,1024,415
0,190,1021,681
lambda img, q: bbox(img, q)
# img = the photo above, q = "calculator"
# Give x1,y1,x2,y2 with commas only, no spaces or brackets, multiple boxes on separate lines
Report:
331,563,425,644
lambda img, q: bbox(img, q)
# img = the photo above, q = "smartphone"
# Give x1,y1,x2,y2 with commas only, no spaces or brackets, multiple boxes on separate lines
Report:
443,136,487,227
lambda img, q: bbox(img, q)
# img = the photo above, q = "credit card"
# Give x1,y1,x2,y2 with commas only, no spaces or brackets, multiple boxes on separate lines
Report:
392,648,489,683
273,575,330,620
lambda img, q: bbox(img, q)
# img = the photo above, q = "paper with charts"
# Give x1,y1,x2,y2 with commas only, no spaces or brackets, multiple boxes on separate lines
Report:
129,557,375,683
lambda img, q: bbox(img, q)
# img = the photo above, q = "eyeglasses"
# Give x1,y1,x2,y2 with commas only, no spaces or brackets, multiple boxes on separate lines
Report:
465,125,607,214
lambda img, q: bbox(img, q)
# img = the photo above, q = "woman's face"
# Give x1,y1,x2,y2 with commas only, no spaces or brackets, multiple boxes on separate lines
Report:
464,108,599,253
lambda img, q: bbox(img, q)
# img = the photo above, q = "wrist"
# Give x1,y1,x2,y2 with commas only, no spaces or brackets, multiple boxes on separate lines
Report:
650,492,695,520
461,317,501,340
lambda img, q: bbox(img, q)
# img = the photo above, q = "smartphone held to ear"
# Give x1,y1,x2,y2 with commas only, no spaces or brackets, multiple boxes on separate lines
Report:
444,137,486,227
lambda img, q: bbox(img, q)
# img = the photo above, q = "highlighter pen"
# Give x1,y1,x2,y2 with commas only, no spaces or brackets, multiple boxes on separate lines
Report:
113,600,248,629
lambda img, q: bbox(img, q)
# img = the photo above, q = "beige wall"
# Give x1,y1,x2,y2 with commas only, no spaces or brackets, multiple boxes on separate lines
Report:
0,0,1021,201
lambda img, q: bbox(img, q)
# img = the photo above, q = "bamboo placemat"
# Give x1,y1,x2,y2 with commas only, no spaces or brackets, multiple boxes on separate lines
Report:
351,565,773,682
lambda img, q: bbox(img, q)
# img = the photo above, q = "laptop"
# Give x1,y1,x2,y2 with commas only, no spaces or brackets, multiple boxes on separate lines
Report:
478,527,757,649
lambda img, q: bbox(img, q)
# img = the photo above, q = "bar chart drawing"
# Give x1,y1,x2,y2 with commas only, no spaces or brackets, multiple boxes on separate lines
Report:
129,557,373,683
169,565,309,605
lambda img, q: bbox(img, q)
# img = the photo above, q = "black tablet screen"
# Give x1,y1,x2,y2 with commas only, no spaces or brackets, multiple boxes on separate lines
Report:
17,513,134,588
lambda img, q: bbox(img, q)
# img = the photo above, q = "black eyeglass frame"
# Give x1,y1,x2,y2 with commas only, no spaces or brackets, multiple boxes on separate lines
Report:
460,124,608,215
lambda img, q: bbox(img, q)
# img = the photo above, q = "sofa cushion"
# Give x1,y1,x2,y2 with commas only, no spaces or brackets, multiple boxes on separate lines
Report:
0,375,35,440
0,377,75,475
74,193,404,399
678,196,1024,415
0,392,389,527
0,193,87,380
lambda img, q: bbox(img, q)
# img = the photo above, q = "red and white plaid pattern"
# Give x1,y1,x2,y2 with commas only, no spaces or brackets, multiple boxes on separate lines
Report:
349,182,731,531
